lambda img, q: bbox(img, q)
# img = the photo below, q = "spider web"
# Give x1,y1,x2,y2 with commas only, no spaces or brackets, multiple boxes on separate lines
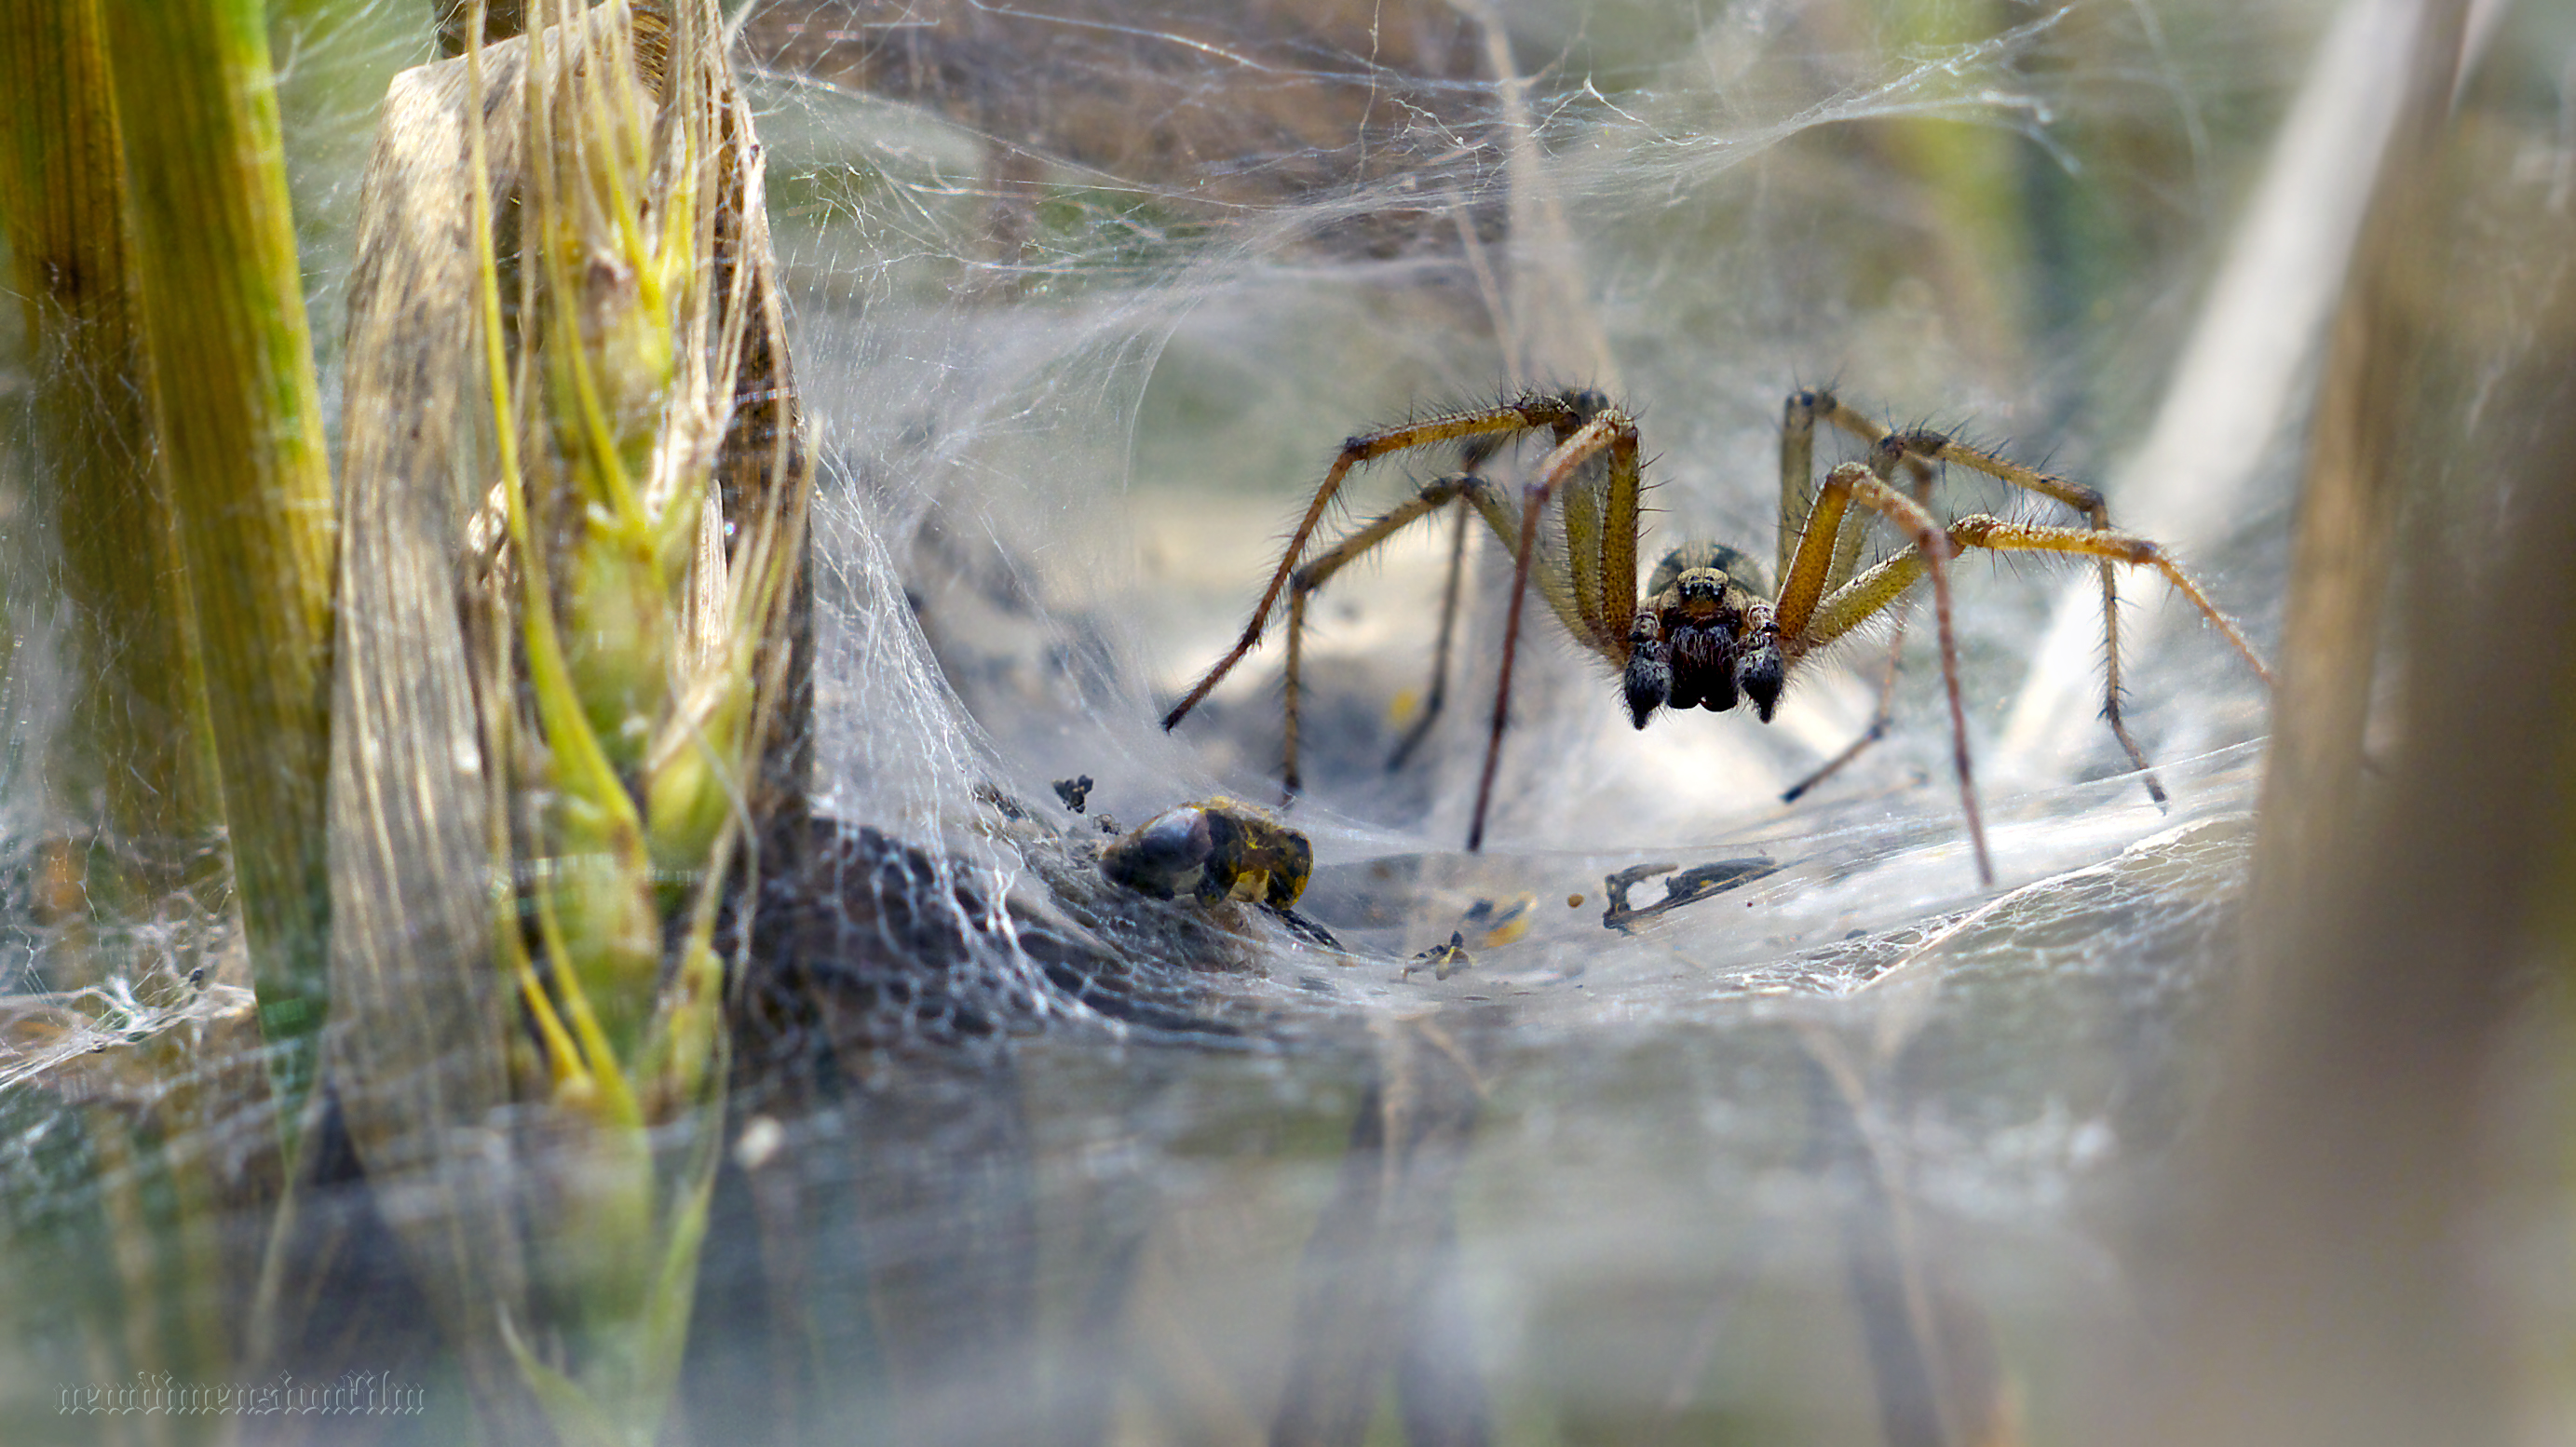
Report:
749,0,2311,960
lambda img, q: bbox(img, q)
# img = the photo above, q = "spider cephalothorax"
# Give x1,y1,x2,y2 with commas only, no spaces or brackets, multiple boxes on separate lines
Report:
1160,386,2271,885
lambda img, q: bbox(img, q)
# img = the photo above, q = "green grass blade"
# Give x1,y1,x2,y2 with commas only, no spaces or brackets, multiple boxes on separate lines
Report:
102,0,336,1147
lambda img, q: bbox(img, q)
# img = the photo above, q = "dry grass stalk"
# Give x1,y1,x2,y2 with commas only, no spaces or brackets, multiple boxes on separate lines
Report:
2142,2,2576,1442
2247,0,2470,945
4,0,333,1405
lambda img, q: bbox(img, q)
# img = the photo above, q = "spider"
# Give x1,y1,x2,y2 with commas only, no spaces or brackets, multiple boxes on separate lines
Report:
1159,387,2271,885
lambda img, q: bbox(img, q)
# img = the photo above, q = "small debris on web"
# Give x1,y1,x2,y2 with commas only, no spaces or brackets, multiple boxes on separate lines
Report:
1602,858,1780,935
1052,775,1094,814
971,781,1033,821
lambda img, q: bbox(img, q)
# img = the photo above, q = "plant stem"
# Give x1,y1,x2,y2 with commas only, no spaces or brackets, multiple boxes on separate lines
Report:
1,0,222,936
102,0,337,1150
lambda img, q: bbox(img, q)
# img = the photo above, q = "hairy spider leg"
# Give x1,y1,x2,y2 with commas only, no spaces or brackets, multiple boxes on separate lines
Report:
1781,615,1906,804
1385,503,1475,773
1786,480,2277,884
1282,474,1487,796
1778,391,1940,801
1776,457,1993,885
1932,515,2269,698
1784,398,2213,811
1379,397,1646,773
1885,426,2187,804
1471,411,1643,851
1776,392,1939,795
1779,389,1937,597
1162,395,1593,732
1558,415,1645,653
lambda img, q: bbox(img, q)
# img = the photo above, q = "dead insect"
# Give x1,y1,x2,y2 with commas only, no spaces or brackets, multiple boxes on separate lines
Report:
1053,775,1095,813
1403,930,1472,981
1101,797,1313,910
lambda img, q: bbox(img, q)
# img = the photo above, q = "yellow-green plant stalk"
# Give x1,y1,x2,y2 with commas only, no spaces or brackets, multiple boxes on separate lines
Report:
100,0,336,1143
458,0,807,1438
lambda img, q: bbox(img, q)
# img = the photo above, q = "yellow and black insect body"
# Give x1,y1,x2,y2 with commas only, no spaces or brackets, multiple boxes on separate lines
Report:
1101,798,1314,910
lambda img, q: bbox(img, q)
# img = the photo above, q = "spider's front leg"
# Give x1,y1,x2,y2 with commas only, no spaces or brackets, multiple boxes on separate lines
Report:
1881,427,2176,804
1776,390,1938,801
1161,394,1596,734
1779,458,1992,885
1784,453,2272,886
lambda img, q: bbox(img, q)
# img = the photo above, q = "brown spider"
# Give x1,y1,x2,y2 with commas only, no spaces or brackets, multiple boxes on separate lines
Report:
1159,387,2271,884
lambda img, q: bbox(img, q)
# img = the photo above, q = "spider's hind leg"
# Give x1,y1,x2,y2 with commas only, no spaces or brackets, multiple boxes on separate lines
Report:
1385,502,1474,773
1283,474,1482,798
1781,610,1909,804
1940,512,2272,797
